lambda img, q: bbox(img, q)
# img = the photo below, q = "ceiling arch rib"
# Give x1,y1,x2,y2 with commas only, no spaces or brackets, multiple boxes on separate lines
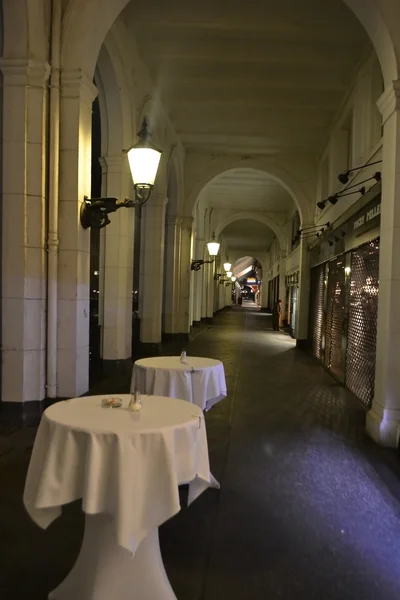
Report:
216,212,285,250
188,161,311,224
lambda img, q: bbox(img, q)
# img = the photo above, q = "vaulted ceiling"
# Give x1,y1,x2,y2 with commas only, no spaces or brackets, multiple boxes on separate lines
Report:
221,219,275,253
123,0,370,156
203,168,294,212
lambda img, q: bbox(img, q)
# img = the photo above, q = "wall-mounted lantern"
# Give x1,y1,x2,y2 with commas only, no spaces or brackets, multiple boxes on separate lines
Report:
223,261,232,272
191,233,220,271
80,118,162,229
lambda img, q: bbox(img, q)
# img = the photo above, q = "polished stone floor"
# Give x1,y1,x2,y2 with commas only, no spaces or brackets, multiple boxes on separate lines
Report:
2,305,400,599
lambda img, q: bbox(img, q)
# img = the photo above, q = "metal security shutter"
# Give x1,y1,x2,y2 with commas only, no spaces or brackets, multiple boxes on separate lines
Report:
346,239,380,408
309,265,324,359
325,257,346,383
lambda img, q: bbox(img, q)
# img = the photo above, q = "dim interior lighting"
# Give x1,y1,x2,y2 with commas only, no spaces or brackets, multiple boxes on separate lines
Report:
81,118,162,229
223,261,232,272
226,271,233,278
192,233,220,271
207,233,220,257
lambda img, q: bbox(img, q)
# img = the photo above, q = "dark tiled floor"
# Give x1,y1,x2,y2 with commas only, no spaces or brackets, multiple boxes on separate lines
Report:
2,305,400,599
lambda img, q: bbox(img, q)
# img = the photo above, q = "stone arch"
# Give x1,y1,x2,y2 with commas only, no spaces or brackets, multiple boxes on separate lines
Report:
101,28,136,153
187,161,312,225
60,0,398,93
167,146,184,216
343,0,398,86
61,0,130,76
215,212,285,250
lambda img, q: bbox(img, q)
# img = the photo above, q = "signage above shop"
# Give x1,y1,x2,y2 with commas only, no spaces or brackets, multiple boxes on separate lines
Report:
353,201,381,232
310,189,381,269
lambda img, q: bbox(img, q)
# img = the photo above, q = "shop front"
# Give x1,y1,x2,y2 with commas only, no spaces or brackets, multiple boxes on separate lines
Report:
285,271,299,337
308,187,381,408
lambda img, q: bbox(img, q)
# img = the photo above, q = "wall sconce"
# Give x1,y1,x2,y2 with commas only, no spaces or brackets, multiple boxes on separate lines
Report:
223,261,232,272
191,233,220,271
231,276,237,282
338,160,382,184
317,185,367,211
80,118,162,229
226,271,233,278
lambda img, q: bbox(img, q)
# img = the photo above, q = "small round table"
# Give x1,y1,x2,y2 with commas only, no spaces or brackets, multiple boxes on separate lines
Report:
131,356,227,411
23,395,219,600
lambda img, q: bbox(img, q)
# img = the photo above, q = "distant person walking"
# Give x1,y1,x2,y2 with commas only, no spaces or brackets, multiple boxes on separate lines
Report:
272,299,282,331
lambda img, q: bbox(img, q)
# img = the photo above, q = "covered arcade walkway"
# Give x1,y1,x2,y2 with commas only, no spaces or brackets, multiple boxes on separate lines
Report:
1,306,400,599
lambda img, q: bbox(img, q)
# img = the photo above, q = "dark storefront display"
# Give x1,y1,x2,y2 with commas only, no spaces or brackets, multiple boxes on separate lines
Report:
308,192,380,408
268,274,280,310
285,271,299,335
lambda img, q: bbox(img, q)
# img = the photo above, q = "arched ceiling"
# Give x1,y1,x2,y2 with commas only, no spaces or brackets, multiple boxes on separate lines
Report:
204,168,293,212
221,219,275,253
122,0,370,155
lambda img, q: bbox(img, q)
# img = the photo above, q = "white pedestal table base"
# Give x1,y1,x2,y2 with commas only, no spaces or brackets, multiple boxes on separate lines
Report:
49,514,177,600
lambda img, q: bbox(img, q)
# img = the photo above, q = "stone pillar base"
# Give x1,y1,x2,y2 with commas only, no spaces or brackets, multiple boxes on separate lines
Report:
192,320,201,327
136,342,163,359
102,358,132,377
296,339,310,350
202,317,214,325
366,407,400,448
0,398,65,428
162,332,190,344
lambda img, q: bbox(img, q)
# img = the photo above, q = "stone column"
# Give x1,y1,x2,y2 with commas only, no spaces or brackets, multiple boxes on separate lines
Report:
176,216,193,336
366,81,400,446
260,280,269,311
201,244,208,321
162,213,179,335
192,237,203,325
279,255,287,324
295,235,310,346
100,155,134,369
225,281,231,307
0,59,49,406
57,70,97,397
139,192,167,349
206,261,215,321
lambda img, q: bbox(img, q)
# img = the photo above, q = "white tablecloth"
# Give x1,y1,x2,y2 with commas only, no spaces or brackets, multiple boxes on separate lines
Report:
131,356,227,411
24,395,219,555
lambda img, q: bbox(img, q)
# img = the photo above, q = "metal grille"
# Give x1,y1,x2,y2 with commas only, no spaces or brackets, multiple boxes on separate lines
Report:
325,257,346,383
346,239,380,408
309,265,324,359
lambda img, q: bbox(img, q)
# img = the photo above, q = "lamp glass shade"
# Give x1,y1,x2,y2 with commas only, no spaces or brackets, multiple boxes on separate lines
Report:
127,146,162,187
231,276,236,282
207,239,220,257
226,271,233,278
223,262,232,272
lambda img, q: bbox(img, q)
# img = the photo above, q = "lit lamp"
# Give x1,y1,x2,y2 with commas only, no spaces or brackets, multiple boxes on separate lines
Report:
223,261,232,272
80,118,162,229
231,276,237,282
226,271,233,278
191,233,220,271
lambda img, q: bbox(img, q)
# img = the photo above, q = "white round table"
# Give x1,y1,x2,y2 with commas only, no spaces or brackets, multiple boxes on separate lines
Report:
131,356,227,411
23,395,219,600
